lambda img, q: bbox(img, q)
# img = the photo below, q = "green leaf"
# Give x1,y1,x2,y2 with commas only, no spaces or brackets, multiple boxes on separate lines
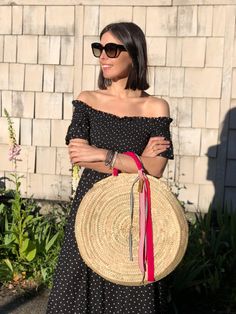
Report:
4,236,15,246
40,267,47,281
21,238,29,253
26,246,37,262
0,203,5,214
5,214,9,231
3,258,14,273
46,232,59,253
4,230,16,246
22,215,34,227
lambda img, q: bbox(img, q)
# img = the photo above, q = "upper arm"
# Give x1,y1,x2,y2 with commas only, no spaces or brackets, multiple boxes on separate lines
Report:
147,98,174,170
65,93,91,145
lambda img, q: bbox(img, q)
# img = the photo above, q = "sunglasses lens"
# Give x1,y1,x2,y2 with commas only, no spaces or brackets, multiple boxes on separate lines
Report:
105,44,117,58
91,43,102,57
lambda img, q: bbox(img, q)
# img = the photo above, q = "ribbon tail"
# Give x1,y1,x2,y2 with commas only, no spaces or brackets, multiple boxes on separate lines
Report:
129,176,139,261
138,188,146,274
145,178,155,282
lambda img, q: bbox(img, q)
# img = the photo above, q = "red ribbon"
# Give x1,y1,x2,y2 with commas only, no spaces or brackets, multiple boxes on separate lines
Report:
145,177,155,281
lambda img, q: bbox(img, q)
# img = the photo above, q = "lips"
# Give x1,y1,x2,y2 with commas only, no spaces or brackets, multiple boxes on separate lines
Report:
101,64,113,69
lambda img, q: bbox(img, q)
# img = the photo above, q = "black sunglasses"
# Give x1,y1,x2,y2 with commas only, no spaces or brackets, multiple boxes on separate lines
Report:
91,42,127,58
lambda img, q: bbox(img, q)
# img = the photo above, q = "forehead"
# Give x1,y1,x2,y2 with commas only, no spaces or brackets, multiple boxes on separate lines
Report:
100,31,123,45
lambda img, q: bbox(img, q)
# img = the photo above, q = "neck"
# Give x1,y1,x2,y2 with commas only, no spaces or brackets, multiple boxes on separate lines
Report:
107,79,142,99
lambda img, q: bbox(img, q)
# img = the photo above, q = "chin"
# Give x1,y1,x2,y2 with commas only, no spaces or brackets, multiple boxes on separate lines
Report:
102,70,115,79
102,73,112,79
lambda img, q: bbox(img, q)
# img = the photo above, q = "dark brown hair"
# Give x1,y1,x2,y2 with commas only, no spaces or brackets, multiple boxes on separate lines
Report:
98,22,149,91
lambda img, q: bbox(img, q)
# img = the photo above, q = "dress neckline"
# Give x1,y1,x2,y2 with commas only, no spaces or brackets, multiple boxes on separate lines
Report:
72,99,173,121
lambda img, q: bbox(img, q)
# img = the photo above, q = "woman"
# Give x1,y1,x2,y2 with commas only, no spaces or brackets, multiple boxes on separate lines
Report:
47,22,173,314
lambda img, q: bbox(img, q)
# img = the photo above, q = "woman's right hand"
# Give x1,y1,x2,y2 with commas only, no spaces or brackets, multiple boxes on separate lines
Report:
141,136,170,158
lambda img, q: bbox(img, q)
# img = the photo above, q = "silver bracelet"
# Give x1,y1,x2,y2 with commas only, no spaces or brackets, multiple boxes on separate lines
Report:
110,151,118,169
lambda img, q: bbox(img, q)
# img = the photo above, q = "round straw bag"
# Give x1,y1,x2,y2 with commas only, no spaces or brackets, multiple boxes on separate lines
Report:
75,152,188,286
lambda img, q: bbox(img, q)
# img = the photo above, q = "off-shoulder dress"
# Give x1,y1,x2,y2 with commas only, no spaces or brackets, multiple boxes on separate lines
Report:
46,99,174,314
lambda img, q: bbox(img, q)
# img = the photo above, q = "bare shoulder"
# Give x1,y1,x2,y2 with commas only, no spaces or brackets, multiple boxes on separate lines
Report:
76,90,96,105
76,90,106,108
146,96,170,118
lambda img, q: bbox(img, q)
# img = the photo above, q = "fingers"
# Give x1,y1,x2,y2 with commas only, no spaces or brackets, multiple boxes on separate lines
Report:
68,142,90,158
154,148,168,156
149,136,165,141
69,150,87,164
148,137,170,146
70,152,83,164
148,136,166,143
69,138,88,144
68,143,85,163
142,138,171,158
69,150,77,164
150,142,170,156
68,142,88,149
68,141,101,164
152,143,170,152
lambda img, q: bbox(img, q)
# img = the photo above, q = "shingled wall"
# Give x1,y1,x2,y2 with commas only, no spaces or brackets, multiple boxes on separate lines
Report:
0,0,235,211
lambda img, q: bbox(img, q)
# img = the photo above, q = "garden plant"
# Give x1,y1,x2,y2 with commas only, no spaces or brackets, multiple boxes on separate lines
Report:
0,109,69,290
169,205,236,313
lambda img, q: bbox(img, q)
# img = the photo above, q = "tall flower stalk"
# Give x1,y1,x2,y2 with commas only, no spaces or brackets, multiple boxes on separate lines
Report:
4,108,21,172
4,108,22,195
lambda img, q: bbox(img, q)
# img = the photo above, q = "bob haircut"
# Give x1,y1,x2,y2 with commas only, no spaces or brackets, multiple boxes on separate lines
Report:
98,22,149,91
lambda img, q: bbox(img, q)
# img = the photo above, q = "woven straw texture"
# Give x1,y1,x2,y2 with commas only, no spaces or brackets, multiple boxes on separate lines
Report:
75,174,188,286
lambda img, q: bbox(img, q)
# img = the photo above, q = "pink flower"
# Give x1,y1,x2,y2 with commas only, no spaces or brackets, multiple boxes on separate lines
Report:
8,144,21,161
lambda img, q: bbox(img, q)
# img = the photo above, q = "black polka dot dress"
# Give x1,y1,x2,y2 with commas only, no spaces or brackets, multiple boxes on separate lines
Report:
46,100,174,314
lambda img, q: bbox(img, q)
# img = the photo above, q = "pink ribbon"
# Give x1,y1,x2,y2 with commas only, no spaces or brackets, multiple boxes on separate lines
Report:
113,152,155,282
138,181,146,274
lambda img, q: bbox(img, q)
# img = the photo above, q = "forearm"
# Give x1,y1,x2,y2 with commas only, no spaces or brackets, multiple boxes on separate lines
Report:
77,153,168,177
77,154,137,174
140,156,167,178
77,161,112,174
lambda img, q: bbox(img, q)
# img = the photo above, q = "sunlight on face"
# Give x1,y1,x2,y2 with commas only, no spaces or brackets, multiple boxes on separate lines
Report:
99,31,133,81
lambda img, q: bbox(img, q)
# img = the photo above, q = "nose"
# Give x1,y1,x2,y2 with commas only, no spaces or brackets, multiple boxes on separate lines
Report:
99,49,108,60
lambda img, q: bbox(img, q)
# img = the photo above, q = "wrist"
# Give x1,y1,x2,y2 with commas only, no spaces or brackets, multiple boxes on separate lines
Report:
99,148,108,161
104,150,119,169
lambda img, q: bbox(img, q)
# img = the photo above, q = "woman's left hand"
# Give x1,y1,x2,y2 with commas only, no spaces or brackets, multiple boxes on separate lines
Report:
68,139,107,164
141,136,170,158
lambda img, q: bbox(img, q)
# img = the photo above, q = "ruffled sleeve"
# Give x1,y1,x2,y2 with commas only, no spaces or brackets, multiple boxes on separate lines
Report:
65,100,90,145
150,117,174,159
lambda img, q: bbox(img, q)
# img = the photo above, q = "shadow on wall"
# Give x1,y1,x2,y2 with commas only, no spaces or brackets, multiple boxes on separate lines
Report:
207,107,236,210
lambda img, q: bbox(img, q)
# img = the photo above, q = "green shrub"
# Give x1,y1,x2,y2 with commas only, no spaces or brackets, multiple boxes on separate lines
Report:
0,108,70,289
0,174,70,288
169,205,236,313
